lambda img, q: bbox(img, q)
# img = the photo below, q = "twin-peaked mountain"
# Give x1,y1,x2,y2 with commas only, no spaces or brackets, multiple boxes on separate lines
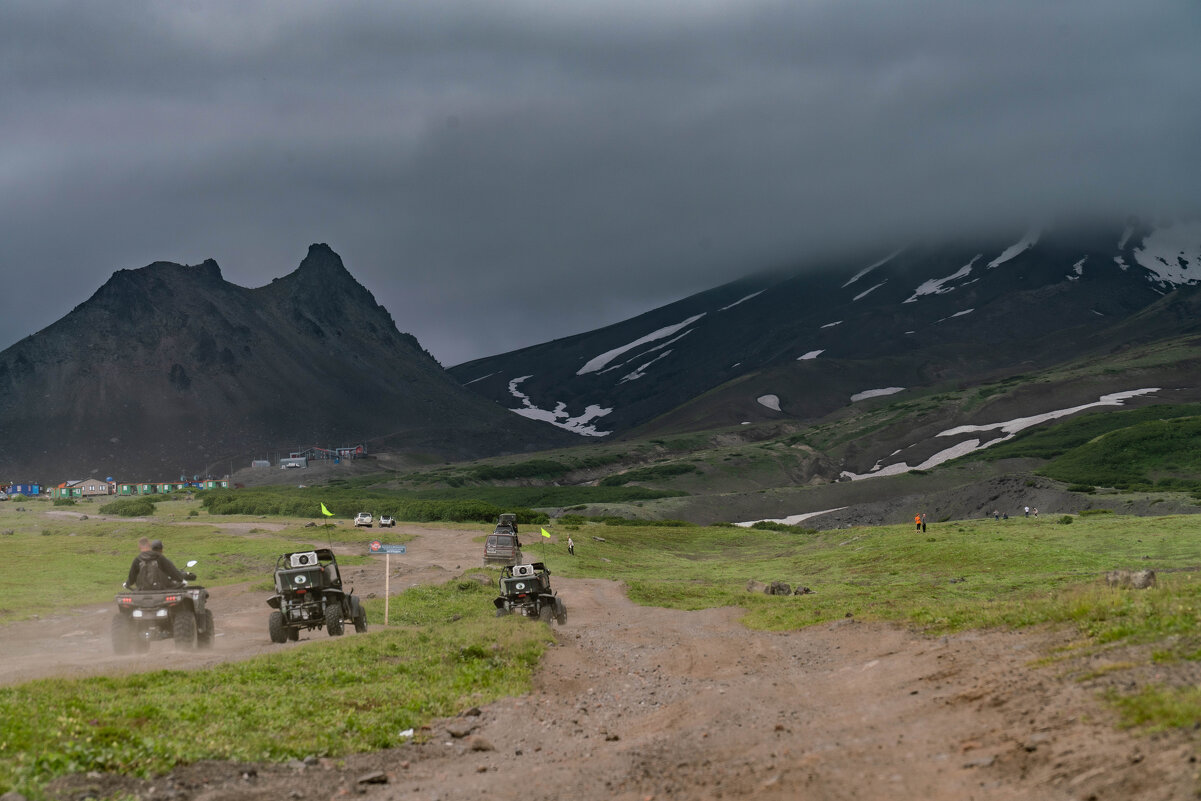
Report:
450,221,1201,438
0,244,571,479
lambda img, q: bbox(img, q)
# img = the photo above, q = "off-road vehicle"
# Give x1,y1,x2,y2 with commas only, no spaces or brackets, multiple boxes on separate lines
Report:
354,512,372,527
494,562,567,624
483,513,523,566
112,560,214,653
266,549,367,642
379,515,395,527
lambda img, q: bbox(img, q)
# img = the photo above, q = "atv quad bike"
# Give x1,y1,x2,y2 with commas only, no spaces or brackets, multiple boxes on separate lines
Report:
266,549,367,643
112,560,214,653
493,562,567,625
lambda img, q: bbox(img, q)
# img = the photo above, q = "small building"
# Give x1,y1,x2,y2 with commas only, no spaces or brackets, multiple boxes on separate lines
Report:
80,478,114,497
251,459,271,469
117,483,139,496
279,457,308,469
201,479,229,490
9,483,41,497
53,481,84,499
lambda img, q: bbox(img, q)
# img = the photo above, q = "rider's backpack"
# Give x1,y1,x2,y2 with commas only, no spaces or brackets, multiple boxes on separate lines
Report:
136,556,165,590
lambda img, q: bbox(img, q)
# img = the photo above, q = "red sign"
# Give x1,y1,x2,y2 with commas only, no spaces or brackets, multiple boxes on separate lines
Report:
369,540,382,552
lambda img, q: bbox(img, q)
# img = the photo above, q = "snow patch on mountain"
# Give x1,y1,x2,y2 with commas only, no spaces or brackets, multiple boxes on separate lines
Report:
904,255,980,303
620,350,673,384
1067,257,1087,281
797,350,824,360
851,387,905,402
842,249,902,288
853,280,887,301
462,372,495,386
757,394,781,411
1133,221,1201,285
1118,226,1134,249
507,375,613,436
987,228,1040,269
1114,255,1129,271
820,320,843,329
577,314,705,375
840,387,1160,481
735,507,846,527
720,290,764,311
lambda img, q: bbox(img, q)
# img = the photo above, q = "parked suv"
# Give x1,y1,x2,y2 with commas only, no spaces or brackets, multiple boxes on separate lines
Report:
379,515,395,527
484,513,522,566
354,512,372,527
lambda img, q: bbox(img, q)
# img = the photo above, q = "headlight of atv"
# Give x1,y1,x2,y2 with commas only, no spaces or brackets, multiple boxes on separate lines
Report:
156,609,169,618
132,610,143,618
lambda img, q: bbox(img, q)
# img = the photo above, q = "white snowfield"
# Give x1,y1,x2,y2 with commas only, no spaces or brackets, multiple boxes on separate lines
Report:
720,290,765,311
507,375,613,437
757,394,781,411
987,227,1040,269
735,507,847,527
840,388,1160,481
577,314,705,375
797,349,824,360
852,280,887,301
842,249,902,288
904,255,980,303
620,350,673,384
1133,220,1201,285
820,320,843,329
851,387,905,402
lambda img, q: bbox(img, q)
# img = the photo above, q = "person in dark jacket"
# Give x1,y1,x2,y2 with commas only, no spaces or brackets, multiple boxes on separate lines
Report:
126,537,188,590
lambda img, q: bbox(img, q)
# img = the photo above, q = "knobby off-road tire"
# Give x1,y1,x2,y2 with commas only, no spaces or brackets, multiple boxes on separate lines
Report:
173,608,197,650
197,609,215,649
538,605,554,624
268,610,288,643
111,614,135,654
325,602,345,636
353,600,368,634
495,607,510,617
287,626,300,641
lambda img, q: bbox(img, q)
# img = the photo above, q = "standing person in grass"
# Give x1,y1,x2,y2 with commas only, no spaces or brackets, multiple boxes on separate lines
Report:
567,536,575,556
920,513,927,533
915,514,921,531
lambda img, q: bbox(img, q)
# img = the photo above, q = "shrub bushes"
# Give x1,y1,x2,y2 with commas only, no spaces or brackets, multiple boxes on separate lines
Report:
99,498,157,517
52,498,77,506
599,463,697,487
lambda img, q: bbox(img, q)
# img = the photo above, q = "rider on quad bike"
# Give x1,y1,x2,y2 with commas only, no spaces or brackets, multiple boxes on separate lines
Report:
113,538,212,653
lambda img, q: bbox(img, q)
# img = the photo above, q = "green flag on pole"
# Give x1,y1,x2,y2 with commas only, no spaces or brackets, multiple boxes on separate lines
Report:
540,527,552,538
320,503,334,517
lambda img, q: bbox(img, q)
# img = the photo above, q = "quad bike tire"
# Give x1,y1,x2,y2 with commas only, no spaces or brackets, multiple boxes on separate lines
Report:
111,614,135,655
325,602,345,636
197,609,215,649
173,608,197,650
538,605,555,624
556,609,567,625
495,607,510,617
287,626,300,641
268,610,288,644
353,600,368,634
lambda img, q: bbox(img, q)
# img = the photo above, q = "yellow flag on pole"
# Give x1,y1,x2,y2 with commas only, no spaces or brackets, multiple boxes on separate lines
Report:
540,527,552,538
320,502,334,517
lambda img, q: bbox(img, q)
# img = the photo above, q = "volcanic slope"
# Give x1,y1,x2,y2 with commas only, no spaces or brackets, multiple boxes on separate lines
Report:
449,220,1201,438
0,244,572,479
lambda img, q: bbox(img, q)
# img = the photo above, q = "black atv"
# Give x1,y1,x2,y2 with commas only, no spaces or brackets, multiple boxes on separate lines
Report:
266,549,367,643
112,560,214,653
494,562,567,625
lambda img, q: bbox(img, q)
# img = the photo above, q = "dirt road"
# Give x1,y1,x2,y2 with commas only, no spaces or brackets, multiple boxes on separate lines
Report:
21,527,1198,800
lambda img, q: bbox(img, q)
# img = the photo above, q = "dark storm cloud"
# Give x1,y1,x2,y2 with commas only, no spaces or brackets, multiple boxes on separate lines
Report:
2,0,1198,365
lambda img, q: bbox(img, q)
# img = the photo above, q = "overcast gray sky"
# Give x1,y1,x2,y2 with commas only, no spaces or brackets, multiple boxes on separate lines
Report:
2,0,1198,366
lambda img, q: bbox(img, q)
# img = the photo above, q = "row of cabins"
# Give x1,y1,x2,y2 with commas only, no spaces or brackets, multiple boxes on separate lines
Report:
49,478,230,499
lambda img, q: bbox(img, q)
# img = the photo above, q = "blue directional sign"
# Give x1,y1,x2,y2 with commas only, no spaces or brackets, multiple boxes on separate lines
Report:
368,541,406,554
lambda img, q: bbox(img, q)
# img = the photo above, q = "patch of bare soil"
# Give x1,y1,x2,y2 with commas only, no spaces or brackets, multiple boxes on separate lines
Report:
23,529,1199,801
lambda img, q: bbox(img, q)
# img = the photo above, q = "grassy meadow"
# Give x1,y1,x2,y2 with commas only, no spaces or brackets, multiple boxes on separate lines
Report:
5,498,1201,795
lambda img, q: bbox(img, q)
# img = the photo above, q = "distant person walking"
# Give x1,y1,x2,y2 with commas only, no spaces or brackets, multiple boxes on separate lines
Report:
920,513,927,533
567,536,575,556
915,514,921,532
993,509,1000,521
1032,507,1039,517
1024,506,1030,518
